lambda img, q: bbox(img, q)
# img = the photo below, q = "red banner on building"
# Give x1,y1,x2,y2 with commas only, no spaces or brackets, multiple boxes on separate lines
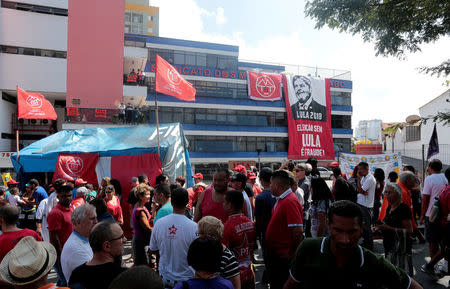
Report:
95,109,107,118
53,153,99,183
155,54,196,101
282,75,335,160
17,87,57,120
247,71,282,101
66,107,79,116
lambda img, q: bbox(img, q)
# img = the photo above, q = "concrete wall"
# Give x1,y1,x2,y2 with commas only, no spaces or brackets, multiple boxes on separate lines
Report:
0,54,66,93
0,8,67,51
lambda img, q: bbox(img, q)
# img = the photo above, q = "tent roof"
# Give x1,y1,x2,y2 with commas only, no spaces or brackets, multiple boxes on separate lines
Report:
11,124,193,187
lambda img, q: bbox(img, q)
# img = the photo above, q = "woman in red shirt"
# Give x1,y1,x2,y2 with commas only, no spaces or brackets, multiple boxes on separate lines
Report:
104,185,123,225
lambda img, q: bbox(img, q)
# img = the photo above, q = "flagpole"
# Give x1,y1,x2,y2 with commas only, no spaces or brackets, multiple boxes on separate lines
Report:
155,84,161,158
16,85,19,162
16,130,19,162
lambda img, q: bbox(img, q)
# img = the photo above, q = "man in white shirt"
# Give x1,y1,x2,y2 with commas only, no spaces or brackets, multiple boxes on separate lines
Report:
420,159,448,268
149,188,197,288
61,204,98,283
356,161,376,250
35,179,65,242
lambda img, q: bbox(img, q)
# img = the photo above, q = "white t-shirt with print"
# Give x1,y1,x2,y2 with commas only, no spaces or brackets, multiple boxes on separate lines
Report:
149,213,197,282
423,173,448,217
357,174,376,208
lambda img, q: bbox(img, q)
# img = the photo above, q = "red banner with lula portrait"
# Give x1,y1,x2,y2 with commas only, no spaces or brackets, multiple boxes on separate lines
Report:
53,152,99,184
247,71,282,101
282,75,335,160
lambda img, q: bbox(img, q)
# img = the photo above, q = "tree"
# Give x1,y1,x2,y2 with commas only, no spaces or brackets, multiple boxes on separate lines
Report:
305,0,450,76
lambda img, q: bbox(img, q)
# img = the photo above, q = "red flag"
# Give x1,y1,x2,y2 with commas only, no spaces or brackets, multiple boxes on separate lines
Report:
155,54,196,101
247,71,282,101
53,153,99,184
17,87,57,120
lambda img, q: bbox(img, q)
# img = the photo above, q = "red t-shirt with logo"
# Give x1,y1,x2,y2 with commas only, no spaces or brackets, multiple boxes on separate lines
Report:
265,192,303,255
0,229,42,262
47,203,74,248
222,213,256,283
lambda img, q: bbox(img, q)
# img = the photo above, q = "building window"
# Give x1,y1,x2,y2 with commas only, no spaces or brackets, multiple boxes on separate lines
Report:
125,12,131,23
0,45,66,58
405,126,420,142
133,13,143,23
1,1,68,16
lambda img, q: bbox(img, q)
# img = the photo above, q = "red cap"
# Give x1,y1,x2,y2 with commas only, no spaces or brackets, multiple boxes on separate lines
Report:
233,165,247,174
6,179,19,185
75,178,87,186
330,161,339,168
194,173,203,179
247,171,257,179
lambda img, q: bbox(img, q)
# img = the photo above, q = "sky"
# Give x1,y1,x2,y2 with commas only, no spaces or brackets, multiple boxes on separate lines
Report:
150,0,449,130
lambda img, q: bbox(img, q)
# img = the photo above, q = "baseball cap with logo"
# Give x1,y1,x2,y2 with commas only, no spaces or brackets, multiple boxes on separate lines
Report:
247,171,257,180
6,179,19,185
0,236,57,285
194,173,203,179
233,165,247,174
75,178,87,186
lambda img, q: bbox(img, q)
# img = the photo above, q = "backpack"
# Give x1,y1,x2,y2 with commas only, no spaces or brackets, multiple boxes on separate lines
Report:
429,184,449,225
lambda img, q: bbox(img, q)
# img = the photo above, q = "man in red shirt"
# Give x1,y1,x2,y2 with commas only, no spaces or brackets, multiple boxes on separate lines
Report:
187,173,206,211
0,205,42,262
223,190,256,289
194,168,230,223
265,170,303,289
47,185,74,286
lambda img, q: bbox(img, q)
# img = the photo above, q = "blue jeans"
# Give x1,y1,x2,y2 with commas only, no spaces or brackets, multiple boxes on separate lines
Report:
55,258,67,286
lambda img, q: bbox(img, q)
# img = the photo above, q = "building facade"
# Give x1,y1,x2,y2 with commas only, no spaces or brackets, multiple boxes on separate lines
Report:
1,0,353,177
116,34,353,177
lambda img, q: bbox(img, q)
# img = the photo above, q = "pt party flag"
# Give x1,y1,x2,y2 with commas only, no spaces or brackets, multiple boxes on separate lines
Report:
155,54,196,101
17,87,57,120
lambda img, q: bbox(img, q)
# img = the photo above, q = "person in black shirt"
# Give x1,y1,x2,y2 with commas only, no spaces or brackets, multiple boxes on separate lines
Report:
374,183,413,275
69,221,127,289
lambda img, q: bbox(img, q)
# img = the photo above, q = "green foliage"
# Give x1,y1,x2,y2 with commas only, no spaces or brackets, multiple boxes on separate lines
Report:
422,112,450,126
305,0,450,75
383,122,404,137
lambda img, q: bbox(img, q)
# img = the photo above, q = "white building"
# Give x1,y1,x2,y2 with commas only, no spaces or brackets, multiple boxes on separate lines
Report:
355,119,382,143
384,88,450,167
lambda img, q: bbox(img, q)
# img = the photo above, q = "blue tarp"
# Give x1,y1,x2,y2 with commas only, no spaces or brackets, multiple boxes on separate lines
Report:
11,123,194,187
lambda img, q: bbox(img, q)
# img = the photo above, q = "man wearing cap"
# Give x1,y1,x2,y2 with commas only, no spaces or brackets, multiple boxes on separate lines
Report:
186,173,206,215
230,173,252,220
61,204,97,284
247,171,262,201
72,179,87,198
0,205,42,262
0,236,70,289
47,185,74,286
5,179,19,200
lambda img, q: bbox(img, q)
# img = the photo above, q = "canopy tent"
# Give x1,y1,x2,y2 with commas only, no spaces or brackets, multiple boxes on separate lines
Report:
11,123,194,188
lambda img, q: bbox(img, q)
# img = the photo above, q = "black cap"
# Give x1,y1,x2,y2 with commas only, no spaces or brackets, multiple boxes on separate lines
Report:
231,172,247,184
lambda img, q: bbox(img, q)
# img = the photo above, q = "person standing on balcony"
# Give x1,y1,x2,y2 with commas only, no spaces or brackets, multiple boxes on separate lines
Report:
118,102,125,123
125,103,134,124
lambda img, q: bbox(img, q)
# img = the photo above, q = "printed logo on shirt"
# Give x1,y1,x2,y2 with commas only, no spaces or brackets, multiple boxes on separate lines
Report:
168,224,178,239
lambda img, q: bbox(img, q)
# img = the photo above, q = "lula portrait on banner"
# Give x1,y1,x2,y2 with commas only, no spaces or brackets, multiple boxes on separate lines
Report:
288,75,327,122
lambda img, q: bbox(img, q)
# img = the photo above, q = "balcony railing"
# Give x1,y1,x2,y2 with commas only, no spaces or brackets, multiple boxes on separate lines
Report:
65,107,154,125
123,74,145,86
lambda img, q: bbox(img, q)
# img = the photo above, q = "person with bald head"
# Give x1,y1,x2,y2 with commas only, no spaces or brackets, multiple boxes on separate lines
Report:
0,205,42,262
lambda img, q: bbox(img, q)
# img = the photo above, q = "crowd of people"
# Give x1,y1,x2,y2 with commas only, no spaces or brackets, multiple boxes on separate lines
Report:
0,157,448,289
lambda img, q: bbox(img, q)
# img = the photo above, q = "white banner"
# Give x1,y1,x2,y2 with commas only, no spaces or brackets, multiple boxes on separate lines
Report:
340,153,402,179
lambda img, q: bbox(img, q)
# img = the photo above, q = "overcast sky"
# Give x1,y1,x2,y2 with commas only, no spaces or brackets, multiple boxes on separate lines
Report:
150,0,449,129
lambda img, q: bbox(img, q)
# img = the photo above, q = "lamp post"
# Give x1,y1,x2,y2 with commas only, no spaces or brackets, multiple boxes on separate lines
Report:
256,149,262,171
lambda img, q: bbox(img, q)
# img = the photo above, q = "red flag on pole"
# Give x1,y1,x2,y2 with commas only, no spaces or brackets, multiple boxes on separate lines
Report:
17,87,57,120
155,54,196,101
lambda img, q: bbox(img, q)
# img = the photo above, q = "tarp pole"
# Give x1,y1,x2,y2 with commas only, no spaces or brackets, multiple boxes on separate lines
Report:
155,90,161,158
16,130,19,162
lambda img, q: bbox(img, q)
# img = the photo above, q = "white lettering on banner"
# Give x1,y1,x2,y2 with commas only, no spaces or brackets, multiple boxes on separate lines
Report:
295,110,323,121
301,134,321,147
301,148,325,157
296,124,323,133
